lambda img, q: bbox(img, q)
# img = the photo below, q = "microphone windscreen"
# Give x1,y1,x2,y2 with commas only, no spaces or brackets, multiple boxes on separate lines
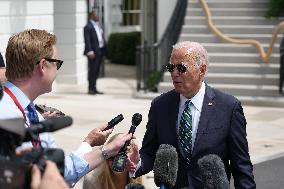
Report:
125,183,145,189
153,144,178,188
197,154,229,189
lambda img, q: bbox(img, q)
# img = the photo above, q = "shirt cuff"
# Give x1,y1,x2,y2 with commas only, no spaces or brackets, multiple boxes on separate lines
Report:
129,158,141,178
74,142,92,157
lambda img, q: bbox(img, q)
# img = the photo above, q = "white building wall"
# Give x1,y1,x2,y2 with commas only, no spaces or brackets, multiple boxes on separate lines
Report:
0,0,54,58
157,0,176,41
54,0,87,84
104,0,123,40
0,0,88,84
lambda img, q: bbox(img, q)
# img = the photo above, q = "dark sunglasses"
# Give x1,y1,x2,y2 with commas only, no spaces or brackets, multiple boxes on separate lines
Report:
36,58,64,70
166,63,189,73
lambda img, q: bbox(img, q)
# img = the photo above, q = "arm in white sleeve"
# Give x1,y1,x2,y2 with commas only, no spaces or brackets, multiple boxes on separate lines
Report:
64,142,92,187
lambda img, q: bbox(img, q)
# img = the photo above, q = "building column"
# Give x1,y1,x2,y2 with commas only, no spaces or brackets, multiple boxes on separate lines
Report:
54,0,88,84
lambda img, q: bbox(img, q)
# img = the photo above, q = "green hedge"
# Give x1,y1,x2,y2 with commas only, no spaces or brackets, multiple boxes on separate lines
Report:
107,32,141,65
266,0,284,18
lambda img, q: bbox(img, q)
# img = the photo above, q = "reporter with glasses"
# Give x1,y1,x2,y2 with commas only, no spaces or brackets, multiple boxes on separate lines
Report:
0,29,132,187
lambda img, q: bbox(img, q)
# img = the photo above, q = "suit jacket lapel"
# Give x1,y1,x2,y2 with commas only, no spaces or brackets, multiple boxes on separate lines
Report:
192,85,216,157
169,90,181,149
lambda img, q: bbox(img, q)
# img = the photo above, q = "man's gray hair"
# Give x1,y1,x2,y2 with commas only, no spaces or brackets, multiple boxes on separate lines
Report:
173,41,209,66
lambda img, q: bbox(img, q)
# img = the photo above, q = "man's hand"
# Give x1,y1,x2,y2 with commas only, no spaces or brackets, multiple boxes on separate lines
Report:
126,139,140,172
87,53,95,60
31,161,69,189
104,133,133,157
41,111,58,118
83,124,113,147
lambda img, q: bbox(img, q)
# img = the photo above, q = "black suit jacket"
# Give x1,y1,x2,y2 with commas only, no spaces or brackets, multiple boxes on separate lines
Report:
83,21,105,57
136,85,256,189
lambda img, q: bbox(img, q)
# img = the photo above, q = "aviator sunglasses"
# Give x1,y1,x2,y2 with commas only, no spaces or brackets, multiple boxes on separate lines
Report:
166,62,190,73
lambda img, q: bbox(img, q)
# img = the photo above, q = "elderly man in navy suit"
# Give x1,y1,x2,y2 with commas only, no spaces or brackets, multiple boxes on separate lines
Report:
83,10,106,95
129,41,256,188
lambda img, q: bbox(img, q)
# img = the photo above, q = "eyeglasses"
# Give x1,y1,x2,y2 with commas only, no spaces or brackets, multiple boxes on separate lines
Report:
166,62,191,73
36,58,64,70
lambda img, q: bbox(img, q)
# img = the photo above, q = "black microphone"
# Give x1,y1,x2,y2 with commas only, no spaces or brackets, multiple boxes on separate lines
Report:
0,80,3,101
121,113,142,151
23,116,73,141
112,113,142,172
103,114,124,131
197,154,229,189
125,183,145,189
153,144,178,189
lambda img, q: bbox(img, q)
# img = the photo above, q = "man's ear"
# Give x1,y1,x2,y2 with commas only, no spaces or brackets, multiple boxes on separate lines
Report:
199,64,208,76
36,59,45,75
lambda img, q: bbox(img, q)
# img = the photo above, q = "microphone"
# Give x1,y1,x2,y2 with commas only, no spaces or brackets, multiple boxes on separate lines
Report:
125,183,145,189
103,114,124,131
197,154,229,189
153,144,178,189
121,113,142,151
23,116,73,141
112,113,142,172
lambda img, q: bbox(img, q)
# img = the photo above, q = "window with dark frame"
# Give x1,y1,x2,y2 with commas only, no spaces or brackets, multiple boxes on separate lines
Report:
122,0,141,26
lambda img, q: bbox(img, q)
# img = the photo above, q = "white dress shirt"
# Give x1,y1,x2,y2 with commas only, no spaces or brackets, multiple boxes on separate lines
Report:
90,20,104,48
177,81,206,151
0,81,92,187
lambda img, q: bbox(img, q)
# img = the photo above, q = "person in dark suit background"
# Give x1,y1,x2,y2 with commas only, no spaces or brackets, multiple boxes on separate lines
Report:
0,52,4,67
129,41,256,188
83,10,106,95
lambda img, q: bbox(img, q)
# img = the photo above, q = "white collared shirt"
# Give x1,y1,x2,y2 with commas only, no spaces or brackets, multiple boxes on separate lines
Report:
177,81,206,151
90,20,104,48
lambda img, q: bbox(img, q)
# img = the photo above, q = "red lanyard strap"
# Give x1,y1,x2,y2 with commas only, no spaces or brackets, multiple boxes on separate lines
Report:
4,86,41,147
4,87,27,121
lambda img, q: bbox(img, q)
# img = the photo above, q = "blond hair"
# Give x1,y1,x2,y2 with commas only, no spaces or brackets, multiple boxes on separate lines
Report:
5,29,56,81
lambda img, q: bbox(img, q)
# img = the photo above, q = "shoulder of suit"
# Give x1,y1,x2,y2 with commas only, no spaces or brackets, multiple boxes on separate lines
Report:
153,89,178,104
208,85,240,106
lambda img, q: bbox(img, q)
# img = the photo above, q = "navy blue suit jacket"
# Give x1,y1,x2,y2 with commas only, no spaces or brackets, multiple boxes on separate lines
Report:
136,85,256,189
83,21,105,57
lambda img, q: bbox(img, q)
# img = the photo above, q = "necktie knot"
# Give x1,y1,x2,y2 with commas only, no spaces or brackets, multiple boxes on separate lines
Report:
185,100,191,107
27,103,36,112
27,102,39,124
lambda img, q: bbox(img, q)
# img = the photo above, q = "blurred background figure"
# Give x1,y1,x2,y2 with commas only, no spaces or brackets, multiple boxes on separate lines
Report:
83,10,106,95
0,52,6,82
83,133,143,189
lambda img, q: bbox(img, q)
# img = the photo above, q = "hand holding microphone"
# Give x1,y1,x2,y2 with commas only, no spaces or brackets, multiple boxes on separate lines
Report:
84,114,124,147
112,113,142,172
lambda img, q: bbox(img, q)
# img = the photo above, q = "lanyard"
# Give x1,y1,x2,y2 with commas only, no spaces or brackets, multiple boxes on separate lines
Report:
4,86,41,147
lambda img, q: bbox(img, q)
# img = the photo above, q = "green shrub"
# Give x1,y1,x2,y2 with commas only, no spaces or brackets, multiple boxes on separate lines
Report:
146,71,162,92
265,0,284,18
107,32,141,65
